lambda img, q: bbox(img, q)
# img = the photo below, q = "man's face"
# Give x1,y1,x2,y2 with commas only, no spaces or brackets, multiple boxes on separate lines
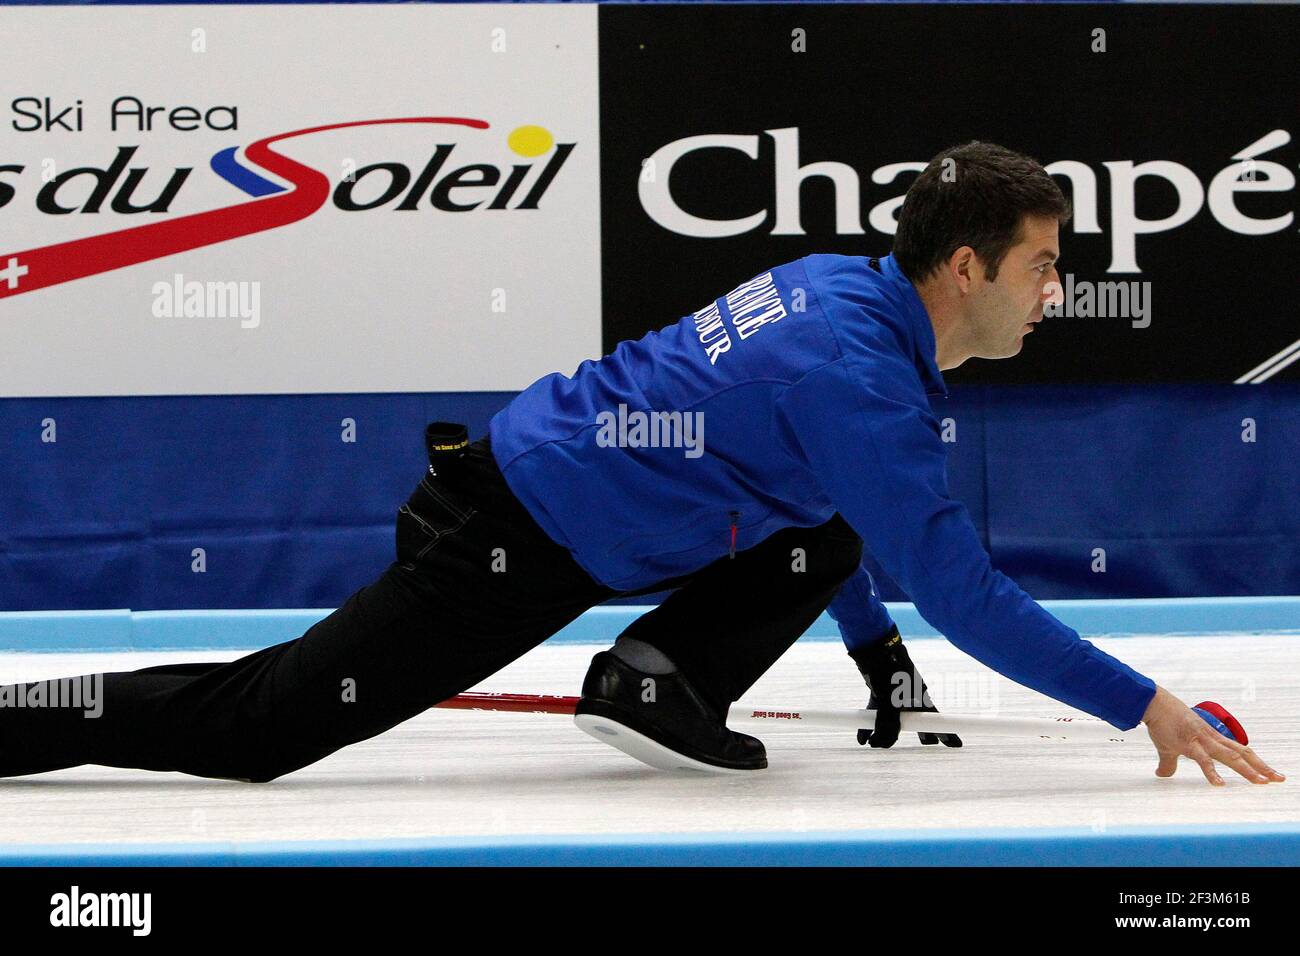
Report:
964,215,1061,359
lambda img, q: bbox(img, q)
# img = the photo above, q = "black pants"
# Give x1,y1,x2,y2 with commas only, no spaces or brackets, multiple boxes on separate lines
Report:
0,436,863,781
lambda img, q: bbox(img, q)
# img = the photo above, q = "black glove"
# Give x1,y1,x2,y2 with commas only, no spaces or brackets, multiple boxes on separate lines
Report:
848,625,962,749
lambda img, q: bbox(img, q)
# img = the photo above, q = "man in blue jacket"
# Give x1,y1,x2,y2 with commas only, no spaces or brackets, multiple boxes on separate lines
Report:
2,143,1282,788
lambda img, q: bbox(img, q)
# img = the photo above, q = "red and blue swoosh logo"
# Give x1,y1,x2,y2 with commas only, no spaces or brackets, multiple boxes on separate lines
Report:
0,117,488,301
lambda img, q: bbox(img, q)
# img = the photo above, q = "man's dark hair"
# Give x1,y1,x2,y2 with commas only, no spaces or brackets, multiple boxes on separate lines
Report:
892,142,1071,283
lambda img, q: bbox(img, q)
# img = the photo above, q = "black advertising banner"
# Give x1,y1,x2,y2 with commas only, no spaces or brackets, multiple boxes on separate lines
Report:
598,3,1300,384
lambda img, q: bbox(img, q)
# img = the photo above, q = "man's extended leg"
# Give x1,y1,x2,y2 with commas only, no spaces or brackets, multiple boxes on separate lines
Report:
0,437,614,781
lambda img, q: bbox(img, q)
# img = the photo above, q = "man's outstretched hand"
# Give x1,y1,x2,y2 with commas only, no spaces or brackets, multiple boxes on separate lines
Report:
849,626,962,749
1143,685,1285,787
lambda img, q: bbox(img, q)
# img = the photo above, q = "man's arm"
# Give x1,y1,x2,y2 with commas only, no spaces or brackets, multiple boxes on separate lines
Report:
826,563,894,653
777,354,1156,729
781,356,1284,785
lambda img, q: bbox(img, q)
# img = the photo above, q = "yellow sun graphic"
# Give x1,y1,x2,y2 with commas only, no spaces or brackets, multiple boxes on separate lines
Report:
507,125,554,158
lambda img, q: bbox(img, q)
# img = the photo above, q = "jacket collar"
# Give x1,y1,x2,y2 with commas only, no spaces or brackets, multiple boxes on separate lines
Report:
881,253,948,397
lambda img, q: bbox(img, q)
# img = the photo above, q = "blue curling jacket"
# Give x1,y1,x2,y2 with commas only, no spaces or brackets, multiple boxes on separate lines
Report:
489,254,1157,729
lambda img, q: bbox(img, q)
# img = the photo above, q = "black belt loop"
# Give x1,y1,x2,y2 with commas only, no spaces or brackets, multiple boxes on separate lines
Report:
424,421,469,474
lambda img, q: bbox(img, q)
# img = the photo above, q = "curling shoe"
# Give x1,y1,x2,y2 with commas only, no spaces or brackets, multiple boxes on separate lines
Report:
574,651,767,773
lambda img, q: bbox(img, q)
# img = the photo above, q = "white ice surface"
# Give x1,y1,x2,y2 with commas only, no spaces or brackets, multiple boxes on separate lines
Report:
1,635,1296,845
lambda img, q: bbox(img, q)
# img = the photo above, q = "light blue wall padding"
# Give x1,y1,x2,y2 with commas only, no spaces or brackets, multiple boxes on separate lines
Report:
879,596,1300,641
0,823,1296,867
0,598,1297,652
0,609,136,651
131,610,332,650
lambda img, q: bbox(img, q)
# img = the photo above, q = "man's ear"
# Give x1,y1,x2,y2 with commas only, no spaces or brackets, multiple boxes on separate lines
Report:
949,246,978,294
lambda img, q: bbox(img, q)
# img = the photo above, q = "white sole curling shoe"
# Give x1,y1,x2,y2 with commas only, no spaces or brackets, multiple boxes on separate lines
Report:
574,712,759,774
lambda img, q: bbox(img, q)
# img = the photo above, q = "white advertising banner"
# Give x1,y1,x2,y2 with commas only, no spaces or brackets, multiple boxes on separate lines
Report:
0,4,600,396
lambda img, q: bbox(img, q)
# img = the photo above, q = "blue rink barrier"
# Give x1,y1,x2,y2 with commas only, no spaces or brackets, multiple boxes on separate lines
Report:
0,597,1297,651
1,823,1297,867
